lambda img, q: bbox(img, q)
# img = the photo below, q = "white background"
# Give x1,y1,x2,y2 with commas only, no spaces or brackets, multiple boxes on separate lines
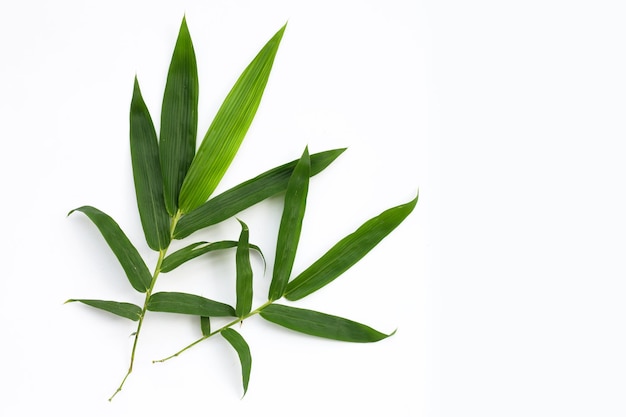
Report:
1,1,625,416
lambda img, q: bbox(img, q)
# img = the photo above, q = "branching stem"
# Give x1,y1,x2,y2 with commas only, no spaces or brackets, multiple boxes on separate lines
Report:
108,211,182,401
153,300,273,363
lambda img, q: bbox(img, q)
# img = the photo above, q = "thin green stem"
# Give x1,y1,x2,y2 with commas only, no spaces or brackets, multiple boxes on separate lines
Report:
153,300,273,363
108,211,182,401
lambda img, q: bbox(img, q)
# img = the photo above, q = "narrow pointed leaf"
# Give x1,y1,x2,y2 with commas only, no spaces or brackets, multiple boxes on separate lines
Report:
174,149,345,239
160,241,264,273
235,220,253,317
160,16,199,215
268,147,310,301
221,328,252,396
200,316,211,336
69,206,152,292
130,78,171,250
285,195,418,301
261,304,392,342
147,292,235,317
178,24,287,213
65,299,142,321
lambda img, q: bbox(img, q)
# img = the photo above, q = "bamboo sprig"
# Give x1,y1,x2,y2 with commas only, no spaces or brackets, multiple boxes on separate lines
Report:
66,16,417,400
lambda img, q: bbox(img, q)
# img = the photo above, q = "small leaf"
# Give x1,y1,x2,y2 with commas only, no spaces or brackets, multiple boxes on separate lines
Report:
235,220,253,318
147,292,235,317
174,148,345,239
260,304,393,343
200,316,211,336
69,206,152,293
178,24,287,213
65,299,142,321
221,328,252,396
268,147,310,301
130,77,171,250
160,16,199,215
160,241,264,273
285,195,418,301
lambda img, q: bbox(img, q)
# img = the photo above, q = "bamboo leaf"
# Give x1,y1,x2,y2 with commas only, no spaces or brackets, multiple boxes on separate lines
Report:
268,147,310,301
285,195,418,301
260,304,393,343
178,24,287,213
174,149,345,239
68,206,152,293
235,220,253,318
130,78,171,250
160,241,264,273
147,292,235,317
160,16,199,215
221,328,252,396
200,316,211,336
65,299,142,321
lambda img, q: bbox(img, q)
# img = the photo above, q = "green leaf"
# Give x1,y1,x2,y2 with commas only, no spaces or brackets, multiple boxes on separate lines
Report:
130,78,171,251
147,292,235,317
178,24,287,213
235,220,253,318
268,147,310,301
200,316,211,336
69,206,152,293
160,240,264,273
285,195,418,301
260,304,393,343
221,328,252,396
65,299,142,321
174,149,345,239
160,16,199,215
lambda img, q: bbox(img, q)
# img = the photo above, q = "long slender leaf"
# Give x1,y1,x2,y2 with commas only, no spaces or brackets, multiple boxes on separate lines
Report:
68,206,152,293
268,147,310,301
221,328,252,396
285,195,418,301
160,241,264,273
160,16,199,215
147,292,235,317
260,304,393,343
200,316,211,336
178,24,287,213
65,299,142,321
174,149,345,239
235,220,253,318
130,78,171,251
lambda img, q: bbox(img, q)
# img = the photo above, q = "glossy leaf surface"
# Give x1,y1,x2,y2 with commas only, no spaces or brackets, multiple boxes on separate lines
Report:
65,299,142,321
235,220,253,317
160,17,199,215
268,147,310,300
147,292,235,317
260,304,392,343
221,328,252,396
174,149,345,239
69,206,152,293
178,24,286,213
130,78,171,250
285,195,418,300
160,241,263,273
